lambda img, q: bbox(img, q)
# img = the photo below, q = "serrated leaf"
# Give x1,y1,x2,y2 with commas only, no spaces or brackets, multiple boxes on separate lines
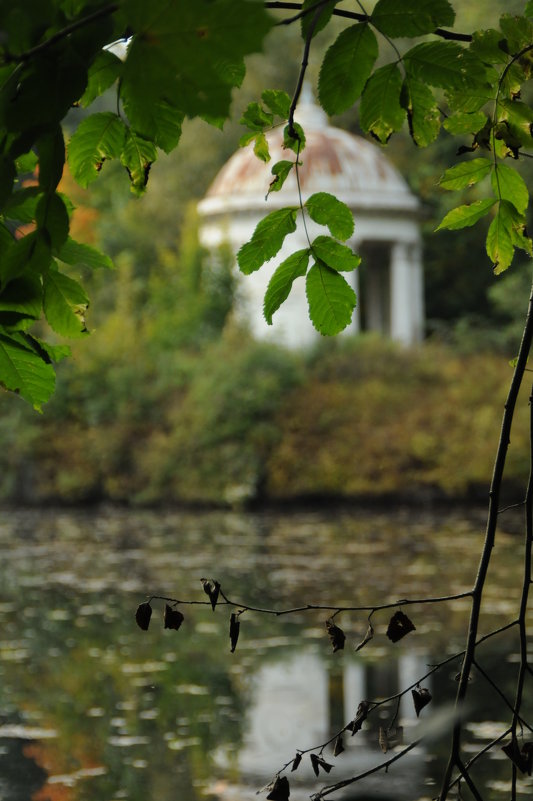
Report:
121,129,157,195
439,158,492,191
264,249,310,325
491,163,529,213
68,112,127,188
443,111,488,135
36,192,70,251
305,192,354,241
79,49,122,107
240,101,273,132
402,78,441,147
486,200,520,273
266,160,294,198
500,14,533,53
43,267,89,338
283,123,305,154
0,330,55,410
371,0,454,37
470,29,510,65
404,42,486,91
300,0,336,39
253,132,270,163
360,64,404,144
237,208,298,274
58,237,114,270
311,236,360,272
261,89,291,119
306,261,356,335
435,198,496,231
318,24,378,115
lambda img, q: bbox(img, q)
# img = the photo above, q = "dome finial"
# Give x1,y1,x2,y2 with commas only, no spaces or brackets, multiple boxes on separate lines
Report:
295,82,328,130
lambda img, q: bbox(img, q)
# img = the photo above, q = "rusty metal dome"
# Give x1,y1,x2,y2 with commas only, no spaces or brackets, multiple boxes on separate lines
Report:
199,87,419,218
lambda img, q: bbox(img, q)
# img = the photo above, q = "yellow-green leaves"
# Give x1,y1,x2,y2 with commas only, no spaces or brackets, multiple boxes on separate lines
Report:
439,158,492,191
68,113,127,188
436,198,497,231
0,332,56,411
318,23,378,115
43,267,89,338
360,64,405,144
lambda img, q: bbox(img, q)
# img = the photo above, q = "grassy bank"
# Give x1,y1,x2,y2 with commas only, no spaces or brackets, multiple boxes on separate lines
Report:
1,334,529,508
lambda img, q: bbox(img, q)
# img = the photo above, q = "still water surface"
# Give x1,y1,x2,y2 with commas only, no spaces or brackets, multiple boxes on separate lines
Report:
0,506,531,801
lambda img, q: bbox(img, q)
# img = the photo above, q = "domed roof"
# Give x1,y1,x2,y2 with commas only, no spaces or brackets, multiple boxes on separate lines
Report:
199,88,419,218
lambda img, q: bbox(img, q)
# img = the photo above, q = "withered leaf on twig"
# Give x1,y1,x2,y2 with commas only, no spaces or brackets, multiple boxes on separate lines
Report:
290,753,302,772
201,578,221,611
266,776,290,801
326,619,345,652
386,611,416,643
333,735,345,756
135,602,153,631
355,622,374,652
378,726,403,753
411,687,432,717
230,612,240,653
164,604,184,630
346,700,369,736
310,754,334,777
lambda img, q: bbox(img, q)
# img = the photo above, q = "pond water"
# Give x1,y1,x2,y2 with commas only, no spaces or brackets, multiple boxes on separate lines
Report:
0,505,531,801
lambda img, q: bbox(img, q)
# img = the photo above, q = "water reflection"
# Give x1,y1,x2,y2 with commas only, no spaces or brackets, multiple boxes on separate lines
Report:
0,507,531,801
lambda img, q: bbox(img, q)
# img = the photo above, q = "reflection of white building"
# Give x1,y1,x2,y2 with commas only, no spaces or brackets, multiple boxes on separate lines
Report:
218,650,429,801
198,89,423,348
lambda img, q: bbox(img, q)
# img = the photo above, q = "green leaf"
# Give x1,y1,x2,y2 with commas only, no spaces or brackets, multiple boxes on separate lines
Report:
0,330,56,411
263,249,310,324
439,158,492,191
22,335,71,364
68,112,127,188
43,267,89,337
253,132,270,163
58,237,114,270
435,198,496,231
404,42,486,90
306,261,356,335
359,64,404,144
526,1,533,17
3,187,41,224
470,29,510,64
240,102,273,132
120,129,158,195
311,236,360,272
486,201,519,273
36,126,65,192
300,0,336,39
15,151,38,174
266,160,294,197
0,232,51,285
371,0,454,37
283,123,306,154
402,78,441,147
305,193,354,241
261,90,291,120
499,14,533,53
0,274,42,321
36,193,70,251
318,24,378,115
491,163,529,213
79,49,122,107
443,111,488,135
237,208,298,274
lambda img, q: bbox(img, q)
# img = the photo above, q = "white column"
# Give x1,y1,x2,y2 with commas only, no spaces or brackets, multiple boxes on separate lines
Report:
390,242,416,344
411,242,425,343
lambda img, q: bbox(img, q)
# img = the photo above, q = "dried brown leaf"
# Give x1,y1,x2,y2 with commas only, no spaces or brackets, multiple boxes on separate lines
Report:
333,735,344,756
347,700,369,736
502,738,529,773
164,604,184,630
201,578,221,611
230,612,240,653
290,753,302,772
355,622,374,652
266,776,290,801
309,754,333,776
378,726,403,753
386,611,416,643
326,619,345,652
411,687,432,717
135,601,152,631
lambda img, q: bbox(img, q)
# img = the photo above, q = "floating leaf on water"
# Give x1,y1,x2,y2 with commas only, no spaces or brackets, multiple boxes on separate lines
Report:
386,611,416,643
164,604,184,631
326,619,345,652
290,753,302,772
230,613,240,653
347,700,369,735
333,735,344,756
135,602,152,631
266,776,290,801
355,622,374,651
201,578,221,611
412,687,432,717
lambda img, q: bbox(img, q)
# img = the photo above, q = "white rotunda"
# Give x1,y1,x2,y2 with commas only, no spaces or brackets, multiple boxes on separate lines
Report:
198,89,424,348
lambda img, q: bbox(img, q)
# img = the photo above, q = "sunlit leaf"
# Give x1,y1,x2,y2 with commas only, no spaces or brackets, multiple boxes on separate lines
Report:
311,236,360,272
266,160,294,198
443,111,488,135
306,261,356,335
68,112,127,188
237,208,298,274
79,49,122,107
401,77,441,147
486,200,521,273
360,64,404,144
0,330,55,411
439,158,492,191
264,249,310,325
253,132,270,163
58,238,114,270
261,90,291,119
43,267,89,338
120,128,157,195
435,198,497,231
404,42,486,91
491,163,529,213
305,192,354,241
283,122,306,154
240,101,273,132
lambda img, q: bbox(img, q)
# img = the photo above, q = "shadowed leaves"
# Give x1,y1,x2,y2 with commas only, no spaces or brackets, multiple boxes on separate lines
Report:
347,700,370,735
201,578,221,610
164,604,184,630
135,602,153,630
333,736,344,756
230,612,240,652
291,753,302,772
326,619,345,652
411,687,432,717
386,611,416,643
310,754,334,776
267,776,290,801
